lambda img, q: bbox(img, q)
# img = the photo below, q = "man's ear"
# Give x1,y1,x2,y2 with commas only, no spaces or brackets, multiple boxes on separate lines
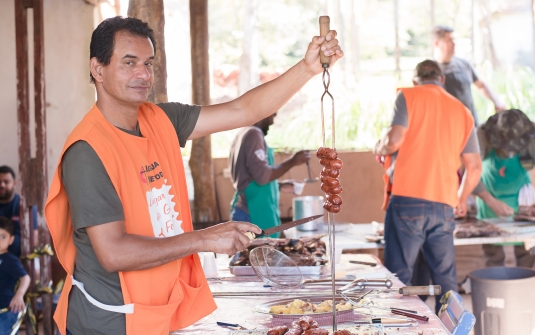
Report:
412,80,419,87
440,76,446,85
90,57,104,83
8,235,14,246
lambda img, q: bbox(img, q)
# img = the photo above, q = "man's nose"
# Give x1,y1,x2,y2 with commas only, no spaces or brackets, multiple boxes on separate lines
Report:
136,64,152,80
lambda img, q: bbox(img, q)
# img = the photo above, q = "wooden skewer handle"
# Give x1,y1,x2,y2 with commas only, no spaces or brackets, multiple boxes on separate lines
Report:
319,16,331,66
398,285,441,296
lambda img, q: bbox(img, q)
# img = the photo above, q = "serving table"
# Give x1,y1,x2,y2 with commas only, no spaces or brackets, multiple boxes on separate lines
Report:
285,219,535,251
172,254,452,335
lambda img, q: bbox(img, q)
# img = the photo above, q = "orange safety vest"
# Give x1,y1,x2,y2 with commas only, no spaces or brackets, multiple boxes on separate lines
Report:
45,103,216,335
389,85,474,208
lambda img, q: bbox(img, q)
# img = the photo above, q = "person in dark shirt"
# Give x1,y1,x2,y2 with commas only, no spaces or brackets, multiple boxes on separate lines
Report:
0,166,38,258
432,25,505,126
0,166,21,258
0,217,30,335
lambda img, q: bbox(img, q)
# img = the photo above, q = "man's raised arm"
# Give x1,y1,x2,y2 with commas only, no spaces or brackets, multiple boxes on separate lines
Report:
189,31,343,140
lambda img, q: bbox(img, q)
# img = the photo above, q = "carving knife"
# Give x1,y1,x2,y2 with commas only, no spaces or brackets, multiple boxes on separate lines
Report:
244,214,324,239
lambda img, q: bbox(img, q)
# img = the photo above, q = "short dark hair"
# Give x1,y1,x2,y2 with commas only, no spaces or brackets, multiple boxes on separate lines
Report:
89,16,156,83
414,60,443,82
0,217,14,236
0,166,16,179
432,25,454,40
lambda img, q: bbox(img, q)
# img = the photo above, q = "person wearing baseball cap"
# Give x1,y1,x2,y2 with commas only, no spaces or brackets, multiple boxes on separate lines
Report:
474,109,535,267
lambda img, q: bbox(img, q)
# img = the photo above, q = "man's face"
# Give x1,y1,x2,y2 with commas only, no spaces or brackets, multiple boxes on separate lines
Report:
259,113,277,136
0,173,15,202
435,32,455,60
95,31,155,105
0,228,14,253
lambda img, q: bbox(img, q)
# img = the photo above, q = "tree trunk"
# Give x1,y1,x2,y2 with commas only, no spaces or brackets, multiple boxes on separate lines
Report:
394,0,401,78
238,0,259,95
471,0,475,62
479,0,499,70
350,0,361,80
189,0,219,227
430,0,435,57
128,0,168,103
15,0,51,333
532,0,535,68
334,0,345,73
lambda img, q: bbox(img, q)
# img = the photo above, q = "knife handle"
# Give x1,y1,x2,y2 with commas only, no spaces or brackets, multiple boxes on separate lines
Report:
244,230,265,240
217,321,239,328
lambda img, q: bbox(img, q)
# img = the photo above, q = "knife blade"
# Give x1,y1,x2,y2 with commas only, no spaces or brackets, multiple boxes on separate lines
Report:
245,214,324,239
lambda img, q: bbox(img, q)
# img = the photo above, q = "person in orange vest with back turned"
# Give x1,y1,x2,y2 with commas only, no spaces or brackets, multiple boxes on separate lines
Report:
44,16,343,335
374,60,482,312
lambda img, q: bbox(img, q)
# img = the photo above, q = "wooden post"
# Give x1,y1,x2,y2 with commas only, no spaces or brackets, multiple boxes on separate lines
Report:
532,0,535,68
394,0,401,78
128,0,168,103
471,0,476,62
429,0,435,57
189,0,220,227
350,0,361,80
238,0,259,95
15,0,51,333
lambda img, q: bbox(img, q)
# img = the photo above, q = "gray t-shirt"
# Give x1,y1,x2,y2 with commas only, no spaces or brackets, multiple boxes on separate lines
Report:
229,126,273,213
438,56,480,125
390,87,479,155
387,84,479,183
62,102,200,335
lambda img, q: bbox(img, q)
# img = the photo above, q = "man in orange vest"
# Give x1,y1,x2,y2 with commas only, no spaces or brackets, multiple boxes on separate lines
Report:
374,60,482,311
44,17,343,335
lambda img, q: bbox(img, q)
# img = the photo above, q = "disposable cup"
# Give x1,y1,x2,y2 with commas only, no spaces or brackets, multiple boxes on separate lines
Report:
326,244,343,264
293,182,305,195
335,264,347,279
202,252,218,278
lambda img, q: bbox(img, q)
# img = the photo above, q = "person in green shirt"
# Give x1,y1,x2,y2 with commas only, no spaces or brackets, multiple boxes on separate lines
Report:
474,109,535,267
229,113,310,237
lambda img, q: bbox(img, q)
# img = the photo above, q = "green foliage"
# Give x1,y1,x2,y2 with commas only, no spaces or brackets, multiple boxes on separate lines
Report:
263,94,392,153
474,64,535,123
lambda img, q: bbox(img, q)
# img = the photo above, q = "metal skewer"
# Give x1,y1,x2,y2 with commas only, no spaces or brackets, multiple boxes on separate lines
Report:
319,15,338,331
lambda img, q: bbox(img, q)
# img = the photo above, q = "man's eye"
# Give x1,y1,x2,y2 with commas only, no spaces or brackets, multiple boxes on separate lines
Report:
126,61,133,66
145,62,153,68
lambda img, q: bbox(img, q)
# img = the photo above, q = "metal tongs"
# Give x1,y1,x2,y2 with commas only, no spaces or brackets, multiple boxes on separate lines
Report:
339,278,393,292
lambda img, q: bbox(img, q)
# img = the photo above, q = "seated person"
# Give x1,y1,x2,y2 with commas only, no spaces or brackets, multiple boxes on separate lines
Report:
0,217,30,335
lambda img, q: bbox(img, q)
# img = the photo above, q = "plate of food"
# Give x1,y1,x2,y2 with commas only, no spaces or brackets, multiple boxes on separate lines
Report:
230,236,328,276
254,296,355,319
227,315,384,335
228,325,383,335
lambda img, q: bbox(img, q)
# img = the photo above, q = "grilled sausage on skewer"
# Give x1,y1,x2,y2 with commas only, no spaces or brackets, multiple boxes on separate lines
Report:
266,326,288,335
326,194,343,205
285,328,303,335
317,147,343,213
332,330,352,335
298,316,315,330
316,147,338,160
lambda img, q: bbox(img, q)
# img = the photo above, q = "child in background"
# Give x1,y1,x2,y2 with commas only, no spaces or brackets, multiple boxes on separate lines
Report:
0,217,30,335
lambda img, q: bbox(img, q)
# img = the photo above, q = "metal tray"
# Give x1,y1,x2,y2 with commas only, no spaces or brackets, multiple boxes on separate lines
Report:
254,295,356,319
229,265,327,276
227,324,384,335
